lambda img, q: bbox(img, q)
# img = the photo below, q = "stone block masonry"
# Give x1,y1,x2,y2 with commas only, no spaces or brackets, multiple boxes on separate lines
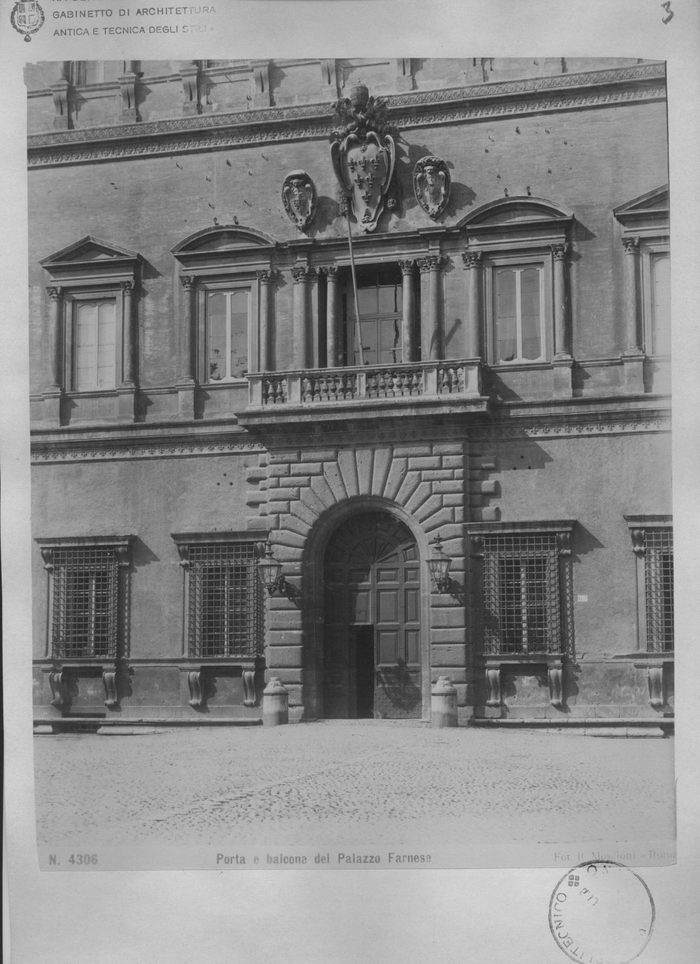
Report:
249,439,472,714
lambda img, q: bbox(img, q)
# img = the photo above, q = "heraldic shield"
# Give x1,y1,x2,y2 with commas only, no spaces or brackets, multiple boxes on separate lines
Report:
282,171,317,231
413,156,451,221
330,83,396,233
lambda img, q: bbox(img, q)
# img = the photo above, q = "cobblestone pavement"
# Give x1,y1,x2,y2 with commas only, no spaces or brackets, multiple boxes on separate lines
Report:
34,723,675,852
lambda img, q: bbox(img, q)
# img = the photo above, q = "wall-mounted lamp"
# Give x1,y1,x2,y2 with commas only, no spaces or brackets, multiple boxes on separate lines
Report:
257,540,288,596
427,535,452,593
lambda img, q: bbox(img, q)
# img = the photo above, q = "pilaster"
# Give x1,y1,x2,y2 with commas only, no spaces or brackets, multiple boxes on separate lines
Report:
177,275,196,419
462,250,483,359
398,259,417,362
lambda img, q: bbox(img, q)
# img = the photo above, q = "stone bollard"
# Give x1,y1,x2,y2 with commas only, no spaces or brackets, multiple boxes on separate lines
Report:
431,675,458,728
263,677,289,726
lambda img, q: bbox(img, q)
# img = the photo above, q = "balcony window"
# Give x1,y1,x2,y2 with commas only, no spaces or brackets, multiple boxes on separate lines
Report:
344,265,403,366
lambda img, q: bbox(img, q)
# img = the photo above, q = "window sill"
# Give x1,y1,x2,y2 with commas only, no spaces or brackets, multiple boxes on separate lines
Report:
487,361,552,372
484,654,563,664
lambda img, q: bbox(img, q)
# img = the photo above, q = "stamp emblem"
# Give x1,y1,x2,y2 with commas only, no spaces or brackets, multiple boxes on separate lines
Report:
549,860,655,964
10,1,45,42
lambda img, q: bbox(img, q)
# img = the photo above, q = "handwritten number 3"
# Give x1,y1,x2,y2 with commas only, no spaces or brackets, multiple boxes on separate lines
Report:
661,2,674,24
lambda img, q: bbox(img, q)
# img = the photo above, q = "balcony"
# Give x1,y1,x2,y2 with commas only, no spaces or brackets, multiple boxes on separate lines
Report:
239,358,488,427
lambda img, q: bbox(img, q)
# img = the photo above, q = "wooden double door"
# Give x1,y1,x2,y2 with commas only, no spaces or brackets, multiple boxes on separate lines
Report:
323,512,422,719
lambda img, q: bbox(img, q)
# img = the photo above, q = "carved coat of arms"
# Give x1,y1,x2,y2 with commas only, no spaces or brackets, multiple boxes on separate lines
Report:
282,171,317,231
413,156,451,220
330,82,396,233
10,1,45,41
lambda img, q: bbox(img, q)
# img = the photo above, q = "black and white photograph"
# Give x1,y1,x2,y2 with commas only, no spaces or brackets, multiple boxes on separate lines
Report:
26,54,676,870
3,2,700,963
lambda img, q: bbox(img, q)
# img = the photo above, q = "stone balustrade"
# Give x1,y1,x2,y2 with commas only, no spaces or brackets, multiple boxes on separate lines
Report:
247,359,485,410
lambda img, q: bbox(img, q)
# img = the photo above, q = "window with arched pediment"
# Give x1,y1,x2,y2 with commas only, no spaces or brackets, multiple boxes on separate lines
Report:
459,197,575,366
171,225,278,390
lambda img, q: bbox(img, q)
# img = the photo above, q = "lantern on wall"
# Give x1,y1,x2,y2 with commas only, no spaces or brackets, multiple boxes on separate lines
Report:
257,539,287,596
427,535,452,593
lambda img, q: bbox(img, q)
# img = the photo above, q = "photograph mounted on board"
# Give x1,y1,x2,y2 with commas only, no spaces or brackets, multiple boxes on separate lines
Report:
27,57,674,871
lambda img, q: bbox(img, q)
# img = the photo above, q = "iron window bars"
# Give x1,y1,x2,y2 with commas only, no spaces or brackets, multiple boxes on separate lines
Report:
467,522,574,657
644,528,674,652
184,541,264,658
37,537,133,660
625,517,674,653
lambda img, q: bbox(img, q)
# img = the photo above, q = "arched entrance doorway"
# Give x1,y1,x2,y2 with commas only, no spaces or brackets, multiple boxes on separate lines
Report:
322,511,422,719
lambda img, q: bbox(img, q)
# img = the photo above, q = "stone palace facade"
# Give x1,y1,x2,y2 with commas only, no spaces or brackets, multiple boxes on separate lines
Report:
27,58,672,730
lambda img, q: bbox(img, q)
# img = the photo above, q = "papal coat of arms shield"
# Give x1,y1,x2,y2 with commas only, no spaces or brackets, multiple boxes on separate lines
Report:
330,82,396,233
11,1,45,41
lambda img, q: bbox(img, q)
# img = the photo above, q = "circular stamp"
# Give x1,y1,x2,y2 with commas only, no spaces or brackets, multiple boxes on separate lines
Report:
549,860,655,964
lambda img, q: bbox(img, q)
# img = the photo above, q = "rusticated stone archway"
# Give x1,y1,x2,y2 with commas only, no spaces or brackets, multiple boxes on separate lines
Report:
248,441,469,720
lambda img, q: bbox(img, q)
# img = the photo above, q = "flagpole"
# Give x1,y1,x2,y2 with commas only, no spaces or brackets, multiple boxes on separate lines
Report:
346,207,364,368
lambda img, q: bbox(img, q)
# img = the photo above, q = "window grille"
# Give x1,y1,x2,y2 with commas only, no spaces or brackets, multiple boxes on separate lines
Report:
644,528,674,652
187,543,263,658
51,547,120,659
482,533,562,655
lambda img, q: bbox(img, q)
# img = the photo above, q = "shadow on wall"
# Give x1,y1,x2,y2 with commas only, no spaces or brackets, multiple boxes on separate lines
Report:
131,536,160,569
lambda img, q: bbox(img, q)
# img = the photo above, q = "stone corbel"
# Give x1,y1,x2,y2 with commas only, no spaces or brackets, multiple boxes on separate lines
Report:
485,666,501,707
630,528,646,556
320,60,337,99
556,531,572,556
396,59,414,92
176,544,191,569
242,669,257,707
118,69,140,122
49,669,67,710
40,547,55,571
51,79,71,130
188,670,204,708
250,60,271,108
103,670,119,708
647,664,664,708
470,535,485,559
548,665,564,708
180,62,201,115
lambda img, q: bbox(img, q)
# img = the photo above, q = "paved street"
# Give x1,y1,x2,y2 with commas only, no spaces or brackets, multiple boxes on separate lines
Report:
33,723,675,858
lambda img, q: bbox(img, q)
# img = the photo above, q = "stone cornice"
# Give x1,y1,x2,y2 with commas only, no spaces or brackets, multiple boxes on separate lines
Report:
30,403,670,463
27,63,666,168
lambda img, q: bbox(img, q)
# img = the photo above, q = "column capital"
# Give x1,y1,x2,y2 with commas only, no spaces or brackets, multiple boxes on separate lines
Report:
551,242,569,261
256,268,278,285
179,274,196,290
46,285,63,301
398,259,416,275
320,264,339,279
418,255,446,273
120,280,135,293
461,250,483,269
291,265,316,283
622,236,640,254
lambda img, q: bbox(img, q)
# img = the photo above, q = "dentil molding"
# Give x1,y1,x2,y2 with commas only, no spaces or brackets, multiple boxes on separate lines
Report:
28,63,665,168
